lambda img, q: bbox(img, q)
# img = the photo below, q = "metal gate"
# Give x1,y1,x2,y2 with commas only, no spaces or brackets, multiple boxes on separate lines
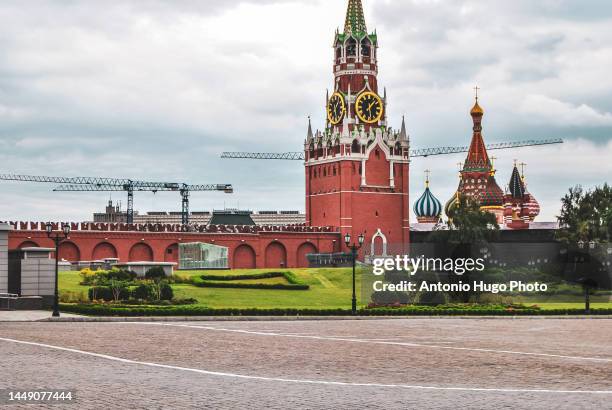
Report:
7,250,23,295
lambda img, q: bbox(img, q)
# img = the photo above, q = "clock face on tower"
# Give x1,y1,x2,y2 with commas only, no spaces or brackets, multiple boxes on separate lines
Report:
355,91,384,124
327,92,346,125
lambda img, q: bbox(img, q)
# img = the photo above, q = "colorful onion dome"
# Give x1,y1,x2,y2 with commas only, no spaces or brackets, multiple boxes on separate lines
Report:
471,86,484,116
445,191,460,219
479,174,504,207
524,193,541,221
470,100,484,116
414,185,442,221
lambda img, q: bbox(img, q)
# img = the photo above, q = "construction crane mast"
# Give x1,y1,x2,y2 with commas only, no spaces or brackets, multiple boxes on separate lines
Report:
221,138,563,161
54,183,234,225
0,174,233,225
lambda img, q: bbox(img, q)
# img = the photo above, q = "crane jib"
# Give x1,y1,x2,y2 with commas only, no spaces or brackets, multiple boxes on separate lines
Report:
0,174,234,225
219,138,564,161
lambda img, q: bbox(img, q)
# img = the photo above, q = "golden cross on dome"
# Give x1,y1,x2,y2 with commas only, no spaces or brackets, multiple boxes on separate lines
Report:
490,156,497,170
474,85,480,101
424,169,431,187
519,162,527,179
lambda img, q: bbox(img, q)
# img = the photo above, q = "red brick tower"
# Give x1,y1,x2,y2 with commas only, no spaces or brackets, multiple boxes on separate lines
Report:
304,0,410,257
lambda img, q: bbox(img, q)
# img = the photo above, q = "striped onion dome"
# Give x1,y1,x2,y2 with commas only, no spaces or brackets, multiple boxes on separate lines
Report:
524,193,541,221
414,180,442,222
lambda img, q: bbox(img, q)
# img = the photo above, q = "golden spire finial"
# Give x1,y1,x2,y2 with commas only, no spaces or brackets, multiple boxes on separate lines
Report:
470,86,484,115
519,162,527,181
425,169,431,187
490,156,497,176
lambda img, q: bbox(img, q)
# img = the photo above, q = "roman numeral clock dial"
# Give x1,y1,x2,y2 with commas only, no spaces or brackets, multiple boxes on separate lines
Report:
355,91,384,124
327,92,346,125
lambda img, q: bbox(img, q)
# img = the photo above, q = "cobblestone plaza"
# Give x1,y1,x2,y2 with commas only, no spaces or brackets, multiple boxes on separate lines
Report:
1,318,610,409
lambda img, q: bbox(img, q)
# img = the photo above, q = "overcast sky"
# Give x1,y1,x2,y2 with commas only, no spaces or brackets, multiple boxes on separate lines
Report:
1,0,611,222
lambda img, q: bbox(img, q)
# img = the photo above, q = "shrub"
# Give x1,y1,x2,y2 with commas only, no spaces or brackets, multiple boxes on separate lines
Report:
282,272,302,285
79,268,97,284
168,274,191,284
199,272,285,281
192,277,309,291
58,303,612,317
133,283,157,301
80,268,137,285
172,298,198,305
145,267,167,281
192,272,309,290
106,268,137,282
160,283,174,300
132,281,173,301
88,286,130,302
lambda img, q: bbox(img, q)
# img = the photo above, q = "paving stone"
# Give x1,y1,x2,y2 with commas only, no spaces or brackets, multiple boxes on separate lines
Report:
0,319,610,409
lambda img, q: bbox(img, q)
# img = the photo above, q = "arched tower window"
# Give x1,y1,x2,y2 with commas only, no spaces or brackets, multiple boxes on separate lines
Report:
361,39,371,58
336,46,343,62
346,38,357,57
351,140,360,154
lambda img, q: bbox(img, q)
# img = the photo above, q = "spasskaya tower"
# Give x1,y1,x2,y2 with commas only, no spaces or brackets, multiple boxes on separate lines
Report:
305,0,410,257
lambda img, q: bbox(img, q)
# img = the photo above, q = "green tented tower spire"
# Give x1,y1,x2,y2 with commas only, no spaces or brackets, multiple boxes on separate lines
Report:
344,0,367,36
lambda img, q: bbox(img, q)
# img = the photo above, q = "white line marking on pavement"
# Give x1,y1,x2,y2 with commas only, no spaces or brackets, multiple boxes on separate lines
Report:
0,337,610,395
137,323,612,363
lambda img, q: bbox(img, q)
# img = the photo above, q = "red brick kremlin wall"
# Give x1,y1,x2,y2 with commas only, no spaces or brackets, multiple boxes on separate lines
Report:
5,222,340,269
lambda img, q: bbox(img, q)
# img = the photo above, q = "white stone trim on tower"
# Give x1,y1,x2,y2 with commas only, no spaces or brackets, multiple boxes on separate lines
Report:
361,159,367,186
371,228,388,256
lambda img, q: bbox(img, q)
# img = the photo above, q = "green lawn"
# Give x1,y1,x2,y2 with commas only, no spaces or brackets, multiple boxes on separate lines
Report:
59,268,612,310
59,268,363,309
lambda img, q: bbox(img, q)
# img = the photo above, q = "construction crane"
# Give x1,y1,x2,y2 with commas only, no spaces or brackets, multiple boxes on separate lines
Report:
54,183,233,225
0,174,233,225
221,138,563,161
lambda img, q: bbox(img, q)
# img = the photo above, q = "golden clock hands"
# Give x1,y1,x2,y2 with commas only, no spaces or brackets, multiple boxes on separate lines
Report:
367,101,376,116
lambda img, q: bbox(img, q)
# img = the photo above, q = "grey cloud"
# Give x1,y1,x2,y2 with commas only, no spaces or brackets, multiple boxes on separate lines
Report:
0,0,611,222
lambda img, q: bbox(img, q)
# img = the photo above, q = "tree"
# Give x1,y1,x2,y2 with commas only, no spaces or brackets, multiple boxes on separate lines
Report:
109,280,128,302
434,197,499,302
445,197,499,245
557,184,612,243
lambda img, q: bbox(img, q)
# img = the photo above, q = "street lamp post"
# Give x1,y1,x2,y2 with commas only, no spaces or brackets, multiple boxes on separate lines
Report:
46,222,71,318
344,232,365,316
